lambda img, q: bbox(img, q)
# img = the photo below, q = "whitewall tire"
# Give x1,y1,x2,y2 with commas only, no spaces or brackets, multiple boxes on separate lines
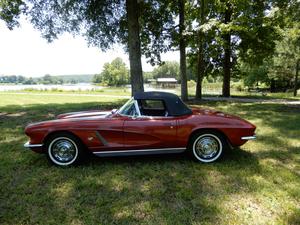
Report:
189,131,225,163
46,133,84,166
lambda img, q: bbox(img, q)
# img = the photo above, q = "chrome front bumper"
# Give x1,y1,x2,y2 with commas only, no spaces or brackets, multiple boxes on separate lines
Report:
24,141,43,148
241,135,256,140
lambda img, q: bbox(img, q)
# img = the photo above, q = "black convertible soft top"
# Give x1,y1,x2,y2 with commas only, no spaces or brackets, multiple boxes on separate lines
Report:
134,91,192,116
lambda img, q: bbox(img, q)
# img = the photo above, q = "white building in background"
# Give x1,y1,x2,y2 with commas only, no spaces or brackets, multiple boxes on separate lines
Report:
156,78,177,88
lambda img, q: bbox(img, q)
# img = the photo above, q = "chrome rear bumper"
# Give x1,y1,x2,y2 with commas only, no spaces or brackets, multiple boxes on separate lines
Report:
241,135,256,140
24,141,43,148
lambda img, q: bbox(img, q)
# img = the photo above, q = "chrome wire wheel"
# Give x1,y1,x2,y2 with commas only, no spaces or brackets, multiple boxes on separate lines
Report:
48,137,78,166
192,133,223,163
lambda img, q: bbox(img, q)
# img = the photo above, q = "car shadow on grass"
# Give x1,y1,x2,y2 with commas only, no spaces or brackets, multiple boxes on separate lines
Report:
1,137,261,224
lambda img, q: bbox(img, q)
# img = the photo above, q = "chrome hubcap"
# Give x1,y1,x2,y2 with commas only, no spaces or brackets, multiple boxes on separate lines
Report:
195,136,219,159
51,139,76,162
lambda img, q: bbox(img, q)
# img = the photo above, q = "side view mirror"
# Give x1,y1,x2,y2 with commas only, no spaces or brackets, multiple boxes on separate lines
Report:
111,109,118,114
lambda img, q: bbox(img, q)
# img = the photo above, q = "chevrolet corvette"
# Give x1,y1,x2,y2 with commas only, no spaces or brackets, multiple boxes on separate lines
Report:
24,91,256,166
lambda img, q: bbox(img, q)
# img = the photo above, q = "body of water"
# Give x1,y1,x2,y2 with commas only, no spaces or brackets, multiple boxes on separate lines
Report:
0,83,180,93
0,83,103,91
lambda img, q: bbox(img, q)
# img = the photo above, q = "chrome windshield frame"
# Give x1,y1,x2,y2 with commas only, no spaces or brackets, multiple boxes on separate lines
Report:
117,97,141,117
134,99,141,116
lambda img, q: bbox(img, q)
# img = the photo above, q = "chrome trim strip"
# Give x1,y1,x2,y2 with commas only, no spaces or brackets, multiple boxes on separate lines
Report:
24,141,43,148
94,147,186,154
93,147,186,157
95,131,109,146
241,135,256,140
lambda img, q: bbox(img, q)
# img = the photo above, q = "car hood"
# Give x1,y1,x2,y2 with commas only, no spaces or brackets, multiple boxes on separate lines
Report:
25,110,114,133
56,110,112,119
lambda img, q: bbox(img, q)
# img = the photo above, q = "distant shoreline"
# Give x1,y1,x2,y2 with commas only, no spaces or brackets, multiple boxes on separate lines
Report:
0,83,102,91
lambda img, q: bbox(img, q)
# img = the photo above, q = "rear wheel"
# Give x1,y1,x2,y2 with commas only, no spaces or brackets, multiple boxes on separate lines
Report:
189,131,226,163
46,132,84,166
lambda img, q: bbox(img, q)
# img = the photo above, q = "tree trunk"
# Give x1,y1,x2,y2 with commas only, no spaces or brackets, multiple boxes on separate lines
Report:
195,0,205,100
126,0,144,96
196,45,204,100
222,3,232,97
179,0,188,101
270,78,275,92
293,59,299,97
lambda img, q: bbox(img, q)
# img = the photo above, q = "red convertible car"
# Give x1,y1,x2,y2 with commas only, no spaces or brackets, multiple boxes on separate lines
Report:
24,91,256,166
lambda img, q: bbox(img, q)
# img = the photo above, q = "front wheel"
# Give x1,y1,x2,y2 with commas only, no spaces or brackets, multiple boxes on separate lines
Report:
46,133,84,166
189,131,226,163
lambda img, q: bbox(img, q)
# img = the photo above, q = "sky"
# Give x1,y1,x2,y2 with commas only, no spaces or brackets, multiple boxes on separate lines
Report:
0,18,179,77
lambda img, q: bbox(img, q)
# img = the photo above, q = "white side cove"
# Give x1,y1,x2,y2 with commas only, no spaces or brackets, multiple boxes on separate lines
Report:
63,111,111,119
93,148,186,157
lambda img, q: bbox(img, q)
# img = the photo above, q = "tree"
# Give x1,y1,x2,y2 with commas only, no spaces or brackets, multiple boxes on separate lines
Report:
0,0,26,29
37,74,63,84
212,0,281,96
179,0,188,101
8,75,17,83
194,0,205,99
126,0,144,94
238,1,300,94
186,0,222,99
221,2,232,97
152,61,180,80
141,0,190,100
92,74,102,84
138,0,174,65
93,57,129,86
23,77,36,85
1,0,145,95
271,0,300,96
139,0,188,99
43,74,54,84
17,75,26,83
269,27,300,94
239,59,271,88
295,60,299,96
185,0,281,98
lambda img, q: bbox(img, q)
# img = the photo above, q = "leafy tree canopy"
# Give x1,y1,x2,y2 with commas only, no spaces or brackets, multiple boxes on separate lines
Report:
152,61,180,81
93,57,129,86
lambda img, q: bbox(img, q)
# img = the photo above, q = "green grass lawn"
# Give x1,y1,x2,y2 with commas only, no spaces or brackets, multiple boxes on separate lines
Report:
4,87,132,97
0,93,299,225
228,92,300,100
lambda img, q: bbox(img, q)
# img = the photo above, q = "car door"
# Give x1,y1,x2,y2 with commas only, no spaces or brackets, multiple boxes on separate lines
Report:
122,98,179,149
123,115,177,149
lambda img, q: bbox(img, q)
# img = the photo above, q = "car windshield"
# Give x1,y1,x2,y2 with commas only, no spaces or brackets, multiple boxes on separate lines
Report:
118,98,139,116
